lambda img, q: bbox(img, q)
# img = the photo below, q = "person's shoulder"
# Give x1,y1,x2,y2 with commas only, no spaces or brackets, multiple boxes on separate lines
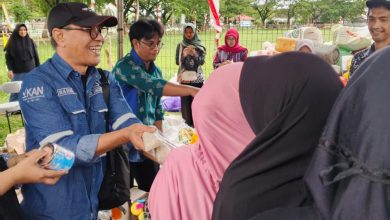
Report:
25,62,51,82
353,47,370,59
114,53,136,68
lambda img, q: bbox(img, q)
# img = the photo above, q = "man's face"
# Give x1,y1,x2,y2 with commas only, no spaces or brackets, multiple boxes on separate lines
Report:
59,24,104,68
133,34,162,62
368,7,390,44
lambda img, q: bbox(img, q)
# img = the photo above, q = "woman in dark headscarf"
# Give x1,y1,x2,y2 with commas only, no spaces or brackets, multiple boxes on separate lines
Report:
213,28,248,69
175,23,206,127
5,24,40,101
303,43,390,220
244,37,390,220
212,52,343,220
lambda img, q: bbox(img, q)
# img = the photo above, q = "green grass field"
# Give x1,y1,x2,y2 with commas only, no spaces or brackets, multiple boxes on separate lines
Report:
0,27,332,146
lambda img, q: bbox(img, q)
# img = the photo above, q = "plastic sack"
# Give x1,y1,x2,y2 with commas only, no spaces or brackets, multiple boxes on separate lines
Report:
143,130,177,164
162,115,197,146
285,27,324,44
332,24,372,51
313,43,340,65
4,129,25,155
142,116,198,164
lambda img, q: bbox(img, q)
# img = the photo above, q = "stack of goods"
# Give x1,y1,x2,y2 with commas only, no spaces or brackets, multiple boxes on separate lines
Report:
275,37,297,52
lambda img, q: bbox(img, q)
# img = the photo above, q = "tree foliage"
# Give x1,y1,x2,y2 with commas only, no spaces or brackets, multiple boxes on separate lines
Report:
6,0,367,27
251,0,278,26
10,2,32,23
220,0,254,19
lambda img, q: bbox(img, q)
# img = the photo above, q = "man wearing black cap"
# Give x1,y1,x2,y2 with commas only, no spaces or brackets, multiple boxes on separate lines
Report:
18,3,154,220
350,0,390,77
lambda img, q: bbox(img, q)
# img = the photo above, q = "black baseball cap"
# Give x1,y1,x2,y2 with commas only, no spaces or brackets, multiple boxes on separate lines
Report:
366,0,390,9
47,2,118,36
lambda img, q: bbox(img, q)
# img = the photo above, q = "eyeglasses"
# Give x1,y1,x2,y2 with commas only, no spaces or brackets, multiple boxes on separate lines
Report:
140,40,164,49
61,26,108,40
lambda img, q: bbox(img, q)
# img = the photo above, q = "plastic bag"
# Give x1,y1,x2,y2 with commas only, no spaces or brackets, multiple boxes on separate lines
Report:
313,43,340,65
332,24,372,51
285,27,323,44
142,130,177,164
142,116,198,164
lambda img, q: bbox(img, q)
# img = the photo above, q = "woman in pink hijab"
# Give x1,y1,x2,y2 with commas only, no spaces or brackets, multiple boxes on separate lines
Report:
148,62,255,220
213,28,248,69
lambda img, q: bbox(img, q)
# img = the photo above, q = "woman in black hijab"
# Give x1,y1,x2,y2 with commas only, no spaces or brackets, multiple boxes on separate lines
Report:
212,52,343,220
302,43,390,220
5,24,40,101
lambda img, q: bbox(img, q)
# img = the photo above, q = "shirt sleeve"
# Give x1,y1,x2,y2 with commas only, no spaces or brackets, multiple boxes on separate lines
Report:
19,74,100,165
175,43,180,66
155,96,164,121
349,55,359,77
242,49,248,61
32,40,40,66
105,70,144,162
113,59,167,98
213,50,221,69
195,48,206,66
106,70,141,130
5,47,13,71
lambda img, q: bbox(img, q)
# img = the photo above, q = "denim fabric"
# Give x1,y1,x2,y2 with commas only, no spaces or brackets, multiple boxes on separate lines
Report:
19,53,141,220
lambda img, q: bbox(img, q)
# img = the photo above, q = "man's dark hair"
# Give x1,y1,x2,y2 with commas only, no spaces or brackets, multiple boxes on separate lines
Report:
129,18,164,47
366,0,390,10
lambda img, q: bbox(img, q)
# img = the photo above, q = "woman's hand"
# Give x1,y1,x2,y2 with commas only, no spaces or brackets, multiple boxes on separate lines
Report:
7,70,13,80
123,124,157,151
11,149,67,185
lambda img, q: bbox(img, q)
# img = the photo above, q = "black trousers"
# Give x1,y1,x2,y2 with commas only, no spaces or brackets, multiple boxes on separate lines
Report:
180,82,203,127
130,158,159,192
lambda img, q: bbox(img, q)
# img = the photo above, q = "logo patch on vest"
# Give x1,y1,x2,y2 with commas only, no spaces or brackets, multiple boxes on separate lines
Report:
90,83,103,97
57,87,76,97
22,86,44,102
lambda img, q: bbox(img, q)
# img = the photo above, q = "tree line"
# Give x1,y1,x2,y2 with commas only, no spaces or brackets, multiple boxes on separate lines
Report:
1,0,366,27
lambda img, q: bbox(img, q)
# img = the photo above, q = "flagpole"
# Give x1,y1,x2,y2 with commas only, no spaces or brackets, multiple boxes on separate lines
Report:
208,0,222,48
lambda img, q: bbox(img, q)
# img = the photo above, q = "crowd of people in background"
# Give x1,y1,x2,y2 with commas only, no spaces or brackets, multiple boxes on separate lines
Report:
1,0,390,220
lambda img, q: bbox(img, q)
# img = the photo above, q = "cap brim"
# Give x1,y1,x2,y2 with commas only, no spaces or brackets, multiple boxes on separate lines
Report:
73,15,118,28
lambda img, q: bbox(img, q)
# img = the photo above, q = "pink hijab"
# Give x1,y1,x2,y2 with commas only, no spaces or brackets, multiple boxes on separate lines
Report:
149,62,255,220
219,28,247,53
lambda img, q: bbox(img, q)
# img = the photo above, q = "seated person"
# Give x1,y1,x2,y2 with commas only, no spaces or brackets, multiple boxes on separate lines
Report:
149,52,343,220
213,28,248,69
212,52,343,220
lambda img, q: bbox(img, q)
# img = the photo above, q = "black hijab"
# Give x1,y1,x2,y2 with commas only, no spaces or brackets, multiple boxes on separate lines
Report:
5,24,35,61
212,52,343,220
301,45,390,220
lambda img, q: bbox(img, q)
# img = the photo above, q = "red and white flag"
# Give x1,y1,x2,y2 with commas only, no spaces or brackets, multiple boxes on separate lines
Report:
208,0,222,47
